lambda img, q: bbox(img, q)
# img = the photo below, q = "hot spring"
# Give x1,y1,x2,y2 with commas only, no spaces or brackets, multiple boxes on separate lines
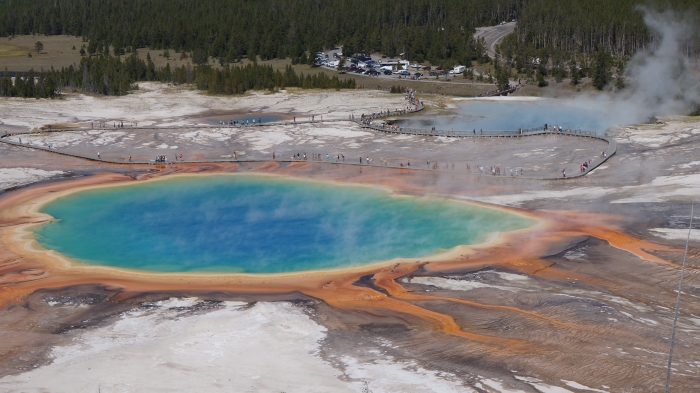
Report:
404,99,616,133
34,175,533,273
201,112,289,125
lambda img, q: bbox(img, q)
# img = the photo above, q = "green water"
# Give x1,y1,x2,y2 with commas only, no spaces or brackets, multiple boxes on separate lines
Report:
34,175,533,273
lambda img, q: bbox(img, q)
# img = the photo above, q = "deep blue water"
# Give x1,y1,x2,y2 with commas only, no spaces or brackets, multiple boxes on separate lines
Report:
34,175,532,273
203,113,288,125
409,100,613,133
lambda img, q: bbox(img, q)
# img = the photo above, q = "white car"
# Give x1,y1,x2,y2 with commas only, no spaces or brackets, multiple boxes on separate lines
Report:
410,63,421,69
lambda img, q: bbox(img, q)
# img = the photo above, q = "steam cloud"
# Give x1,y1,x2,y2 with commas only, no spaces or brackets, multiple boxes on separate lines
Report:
608,8,700,125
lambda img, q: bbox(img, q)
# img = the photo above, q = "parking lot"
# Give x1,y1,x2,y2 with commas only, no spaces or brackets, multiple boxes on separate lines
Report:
317,49,476,83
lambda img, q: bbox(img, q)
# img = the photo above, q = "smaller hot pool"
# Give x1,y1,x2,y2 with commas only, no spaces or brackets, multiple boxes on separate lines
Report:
201,113,290,126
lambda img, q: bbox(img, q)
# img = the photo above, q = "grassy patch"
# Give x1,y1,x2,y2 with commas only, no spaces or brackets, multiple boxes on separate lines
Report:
0,43,28,58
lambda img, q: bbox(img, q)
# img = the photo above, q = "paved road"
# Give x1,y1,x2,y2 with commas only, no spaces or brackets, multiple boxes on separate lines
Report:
475,22,516,58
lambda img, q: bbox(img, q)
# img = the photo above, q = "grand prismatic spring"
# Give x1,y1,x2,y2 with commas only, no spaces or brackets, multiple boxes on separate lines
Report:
33,175,533,273
1,47,699,389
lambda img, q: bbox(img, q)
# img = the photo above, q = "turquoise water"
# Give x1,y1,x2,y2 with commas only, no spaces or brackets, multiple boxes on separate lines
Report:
407,100,612,133
34,175,532,273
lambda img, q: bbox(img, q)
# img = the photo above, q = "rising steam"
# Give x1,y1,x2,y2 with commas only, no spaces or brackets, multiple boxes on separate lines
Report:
613,8,700,123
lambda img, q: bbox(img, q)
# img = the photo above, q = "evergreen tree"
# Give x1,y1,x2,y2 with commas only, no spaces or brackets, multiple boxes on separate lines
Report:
592,49,612,90
337,57,345,71
570,63,580,85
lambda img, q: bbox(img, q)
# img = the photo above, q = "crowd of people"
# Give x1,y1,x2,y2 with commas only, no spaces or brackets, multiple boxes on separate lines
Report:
219,118,263,127
356,87,422,126
288,152,347,162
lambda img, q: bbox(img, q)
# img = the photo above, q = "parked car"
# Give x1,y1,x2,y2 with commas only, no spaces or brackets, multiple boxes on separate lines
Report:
429,71,438,77
383,69,393,75
413,72,423,79
410,63,421,69
398,70,410,76
435,66,443,70
368,70,380,76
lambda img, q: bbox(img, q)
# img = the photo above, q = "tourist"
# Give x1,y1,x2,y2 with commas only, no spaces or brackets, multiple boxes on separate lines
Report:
562,169,566,177
97,152,100,159
273,151,276,160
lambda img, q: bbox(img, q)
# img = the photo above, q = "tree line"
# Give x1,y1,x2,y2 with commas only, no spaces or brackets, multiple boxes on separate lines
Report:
1,0,697,96
0,0,522,66
0,54,356,99
513,0,699,57
1,0,696,64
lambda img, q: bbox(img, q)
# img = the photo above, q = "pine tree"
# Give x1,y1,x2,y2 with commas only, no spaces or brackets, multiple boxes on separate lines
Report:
592,50,612,90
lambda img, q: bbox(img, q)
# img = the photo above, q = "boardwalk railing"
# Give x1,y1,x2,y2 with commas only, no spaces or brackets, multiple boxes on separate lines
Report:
360,124,598,138
475,84,520,97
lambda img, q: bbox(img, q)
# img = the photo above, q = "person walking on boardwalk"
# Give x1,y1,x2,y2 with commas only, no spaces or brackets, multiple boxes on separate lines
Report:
97,152,100,159
272,151,275,160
